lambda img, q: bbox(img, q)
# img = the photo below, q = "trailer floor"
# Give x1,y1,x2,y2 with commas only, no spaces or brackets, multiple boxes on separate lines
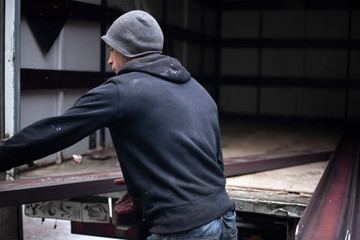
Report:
17,119,343,239
19,119,341,178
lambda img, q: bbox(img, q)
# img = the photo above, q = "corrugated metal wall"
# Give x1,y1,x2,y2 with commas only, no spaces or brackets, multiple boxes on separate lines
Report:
20,0,112,163
19,0,360,165
219,9,360,119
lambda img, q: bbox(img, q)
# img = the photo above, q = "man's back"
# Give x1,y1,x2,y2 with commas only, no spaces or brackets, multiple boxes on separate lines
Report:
103,54,234,233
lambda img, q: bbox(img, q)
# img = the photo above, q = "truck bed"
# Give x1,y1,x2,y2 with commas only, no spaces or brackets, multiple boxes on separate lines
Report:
17,119,341,207
14,119,342,239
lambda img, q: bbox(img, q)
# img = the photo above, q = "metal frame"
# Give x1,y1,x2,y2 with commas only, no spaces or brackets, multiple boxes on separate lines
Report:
18,0,360,120
0,0,5,144
1,2,23,239
4,0,20,138
17,0,360,116
2,0,358,238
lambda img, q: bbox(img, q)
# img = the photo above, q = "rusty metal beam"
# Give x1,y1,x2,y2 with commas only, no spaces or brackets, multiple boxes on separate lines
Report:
295,127,360,240
224,151,333,177
0,171,125,208
0,150,332,208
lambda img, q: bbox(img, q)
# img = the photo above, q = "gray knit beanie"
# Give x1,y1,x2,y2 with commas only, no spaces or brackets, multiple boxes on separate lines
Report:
101,10,164,57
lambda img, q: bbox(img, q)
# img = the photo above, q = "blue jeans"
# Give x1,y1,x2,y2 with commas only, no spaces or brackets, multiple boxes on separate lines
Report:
147,208,238,240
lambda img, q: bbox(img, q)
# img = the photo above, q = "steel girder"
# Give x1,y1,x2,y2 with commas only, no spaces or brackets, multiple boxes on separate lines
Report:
0,150,332,208
295,127,360,240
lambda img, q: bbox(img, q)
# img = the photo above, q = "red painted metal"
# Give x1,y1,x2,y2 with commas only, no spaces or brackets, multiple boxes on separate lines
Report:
0,151,332,208
71,221,116,238
295,127,360,240
224,151,332,177
72,221,145,239
0,171,125,207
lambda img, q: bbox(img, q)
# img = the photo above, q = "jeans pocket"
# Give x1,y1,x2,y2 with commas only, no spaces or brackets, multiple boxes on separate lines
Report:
223,208,236,218
147,219,222,240
221,209,236,229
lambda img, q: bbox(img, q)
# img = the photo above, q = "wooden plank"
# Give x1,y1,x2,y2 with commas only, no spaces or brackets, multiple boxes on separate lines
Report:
226,161,328,194
226,161,329,217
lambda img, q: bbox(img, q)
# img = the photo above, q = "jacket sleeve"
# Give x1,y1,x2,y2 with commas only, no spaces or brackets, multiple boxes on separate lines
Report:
0,81,119,172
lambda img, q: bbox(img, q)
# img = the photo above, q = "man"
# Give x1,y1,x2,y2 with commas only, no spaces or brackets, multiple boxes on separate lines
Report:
0,10,237,239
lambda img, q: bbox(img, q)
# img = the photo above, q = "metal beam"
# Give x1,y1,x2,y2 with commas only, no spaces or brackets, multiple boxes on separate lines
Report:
224,151,332,177
0,150,332,208
1,1,23,239
21,0,123,22
221,38,360,50
220,0,359,10
295,127,360,239
4,0,20,138
0,0,4,144
21,68,360,90
0,171,125,207
20,68,114,89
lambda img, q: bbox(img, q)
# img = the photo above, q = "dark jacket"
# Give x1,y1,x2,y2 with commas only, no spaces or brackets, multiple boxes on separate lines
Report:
0,54,234,233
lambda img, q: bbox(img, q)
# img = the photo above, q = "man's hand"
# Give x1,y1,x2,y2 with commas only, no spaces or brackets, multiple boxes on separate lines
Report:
114,192,137,214
114,177,126,185
114,178,137,214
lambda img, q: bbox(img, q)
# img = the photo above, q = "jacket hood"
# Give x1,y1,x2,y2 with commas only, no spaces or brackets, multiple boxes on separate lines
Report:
118,54,191,83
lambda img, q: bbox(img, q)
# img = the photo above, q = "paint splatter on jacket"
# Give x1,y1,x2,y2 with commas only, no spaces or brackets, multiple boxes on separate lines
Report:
0,54,234,233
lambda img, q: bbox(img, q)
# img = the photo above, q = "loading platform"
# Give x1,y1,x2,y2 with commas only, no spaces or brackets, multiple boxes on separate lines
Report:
0,119,346,239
